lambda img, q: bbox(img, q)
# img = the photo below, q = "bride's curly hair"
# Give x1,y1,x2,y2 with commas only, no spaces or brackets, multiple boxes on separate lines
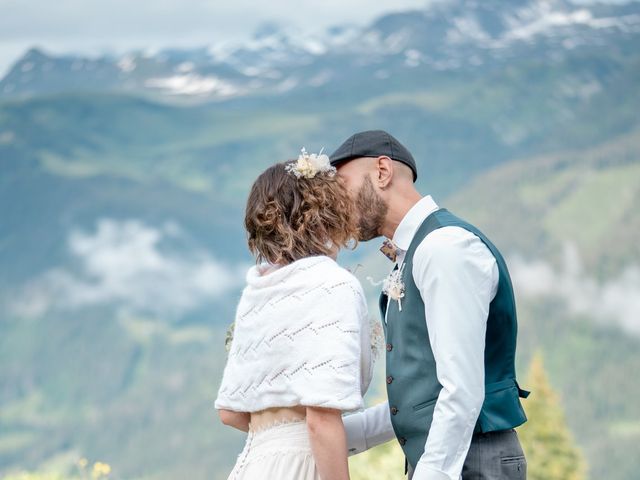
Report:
245,161,358,265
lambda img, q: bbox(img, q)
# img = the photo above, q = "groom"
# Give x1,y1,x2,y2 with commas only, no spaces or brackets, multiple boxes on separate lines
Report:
331,130,530,480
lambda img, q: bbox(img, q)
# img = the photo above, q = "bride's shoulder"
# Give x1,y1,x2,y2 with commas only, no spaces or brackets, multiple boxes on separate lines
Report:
312,257,367,309
312,255,362,284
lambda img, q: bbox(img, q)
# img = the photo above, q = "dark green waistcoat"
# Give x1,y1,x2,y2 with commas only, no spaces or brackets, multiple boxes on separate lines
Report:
380,208,530,470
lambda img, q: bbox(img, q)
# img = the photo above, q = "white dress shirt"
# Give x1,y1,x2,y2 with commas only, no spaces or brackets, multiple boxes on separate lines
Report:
343,196,499,480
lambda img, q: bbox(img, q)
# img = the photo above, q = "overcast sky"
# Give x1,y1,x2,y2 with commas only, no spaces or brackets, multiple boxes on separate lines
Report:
0,0,632,77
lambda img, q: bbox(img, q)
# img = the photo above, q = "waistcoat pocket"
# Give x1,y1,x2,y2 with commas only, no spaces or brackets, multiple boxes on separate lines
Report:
413,397,438,413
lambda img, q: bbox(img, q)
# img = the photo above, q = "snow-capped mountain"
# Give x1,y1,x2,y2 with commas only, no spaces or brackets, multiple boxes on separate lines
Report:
1,0,638,100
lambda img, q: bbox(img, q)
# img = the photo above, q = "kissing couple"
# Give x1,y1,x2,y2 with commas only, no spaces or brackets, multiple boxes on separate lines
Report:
215,130,530,480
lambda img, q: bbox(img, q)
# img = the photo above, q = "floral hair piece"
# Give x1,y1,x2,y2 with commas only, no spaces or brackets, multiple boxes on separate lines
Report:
285,147,337,179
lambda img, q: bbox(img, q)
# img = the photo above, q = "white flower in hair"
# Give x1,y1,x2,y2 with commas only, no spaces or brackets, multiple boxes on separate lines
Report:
286,147,337,179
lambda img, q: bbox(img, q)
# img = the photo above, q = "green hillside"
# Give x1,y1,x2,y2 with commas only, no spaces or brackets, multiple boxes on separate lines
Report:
2,49,639,199
1,48,639,479
0,310,242,480
448,128,640,279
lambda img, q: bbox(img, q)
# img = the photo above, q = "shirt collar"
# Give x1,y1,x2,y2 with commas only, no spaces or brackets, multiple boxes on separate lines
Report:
391,195,439,251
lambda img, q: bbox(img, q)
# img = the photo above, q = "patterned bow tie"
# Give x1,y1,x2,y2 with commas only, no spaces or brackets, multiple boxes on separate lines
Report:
380,238,400,263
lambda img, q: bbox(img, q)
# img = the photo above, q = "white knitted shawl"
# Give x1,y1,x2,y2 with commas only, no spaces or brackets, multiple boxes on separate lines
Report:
215,255,373,413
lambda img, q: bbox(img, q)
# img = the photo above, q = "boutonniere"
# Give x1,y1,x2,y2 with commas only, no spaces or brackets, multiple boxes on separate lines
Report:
383,264,406,311
368,263,406,312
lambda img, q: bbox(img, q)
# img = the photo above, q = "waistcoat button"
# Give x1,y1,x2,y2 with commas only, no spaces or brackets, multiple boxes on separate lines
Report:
386,375,394,384
391,406,398,415
386,343,393,352
399,437,406,446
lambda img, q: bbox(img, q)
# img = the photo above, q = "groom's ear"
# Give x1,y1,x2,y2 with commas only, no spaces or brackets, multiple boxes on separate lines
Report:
376,155,394,189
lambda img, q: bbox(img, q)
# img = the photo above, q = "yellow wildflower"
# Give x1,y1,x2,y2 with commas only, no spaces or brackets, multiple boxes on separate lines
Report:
91,461,111,478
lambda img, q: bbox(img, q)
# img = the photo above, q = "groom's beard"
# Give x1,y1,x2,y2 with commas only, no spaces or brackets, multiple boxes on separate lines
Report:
355,176,388,241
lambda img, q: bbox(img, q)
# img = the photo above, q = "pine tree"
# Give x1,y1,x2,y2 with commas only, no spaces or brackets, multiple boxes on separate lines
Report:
518,352,587,480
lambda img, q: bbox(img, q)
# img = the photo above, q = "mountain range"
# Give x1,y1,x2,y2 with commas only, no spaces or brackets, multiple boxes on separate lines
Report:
2,0,639,99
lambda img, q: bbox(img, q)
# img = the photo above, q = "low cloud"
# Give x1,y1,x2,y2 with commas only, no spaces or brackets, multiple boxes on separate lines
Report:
10,218,246,319
510,244,640,335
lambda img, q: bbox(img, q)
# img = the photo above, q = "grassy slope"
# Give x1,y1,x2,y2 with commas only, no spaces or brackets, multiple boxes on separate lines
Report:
0,308,243,480
447,128,640,279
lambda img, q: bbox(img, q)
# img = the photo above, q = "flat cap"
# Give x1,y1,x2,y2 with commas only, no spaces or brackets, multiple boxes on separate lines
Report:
329,130,417,182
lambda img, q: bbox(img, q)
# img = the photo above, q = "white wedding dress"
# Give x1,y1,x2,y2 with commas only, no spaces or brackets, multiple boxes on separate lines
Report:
215,255,375,480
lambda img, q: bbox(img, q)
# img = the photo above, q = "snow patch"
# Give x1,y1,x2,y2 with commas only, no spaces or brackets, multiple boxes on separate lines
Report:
118,54,136,73
146,74,238,96
308,70,332,87
176,62,195,73
404,49,423,67
446,15,491,45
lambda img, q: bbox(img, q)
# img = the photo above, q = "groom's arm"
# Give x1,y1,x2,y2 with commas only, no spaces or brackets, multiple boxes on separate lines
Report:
411,226,497,480
342,401,396,455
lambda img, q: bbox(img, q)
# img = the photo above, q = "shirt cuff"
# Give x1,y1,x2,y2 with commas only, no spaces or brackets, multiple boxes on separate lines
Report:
342,411,367,456
412,461,456,480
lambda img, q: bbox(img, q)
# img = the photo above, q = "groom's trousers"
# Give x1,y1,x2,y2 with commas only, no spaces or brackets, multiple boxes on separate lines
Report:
407,428,527,480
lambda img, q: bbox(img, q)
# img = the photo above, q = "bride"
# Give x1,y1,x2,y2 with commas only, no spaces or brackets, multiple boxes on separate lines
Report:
215,150,375,480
